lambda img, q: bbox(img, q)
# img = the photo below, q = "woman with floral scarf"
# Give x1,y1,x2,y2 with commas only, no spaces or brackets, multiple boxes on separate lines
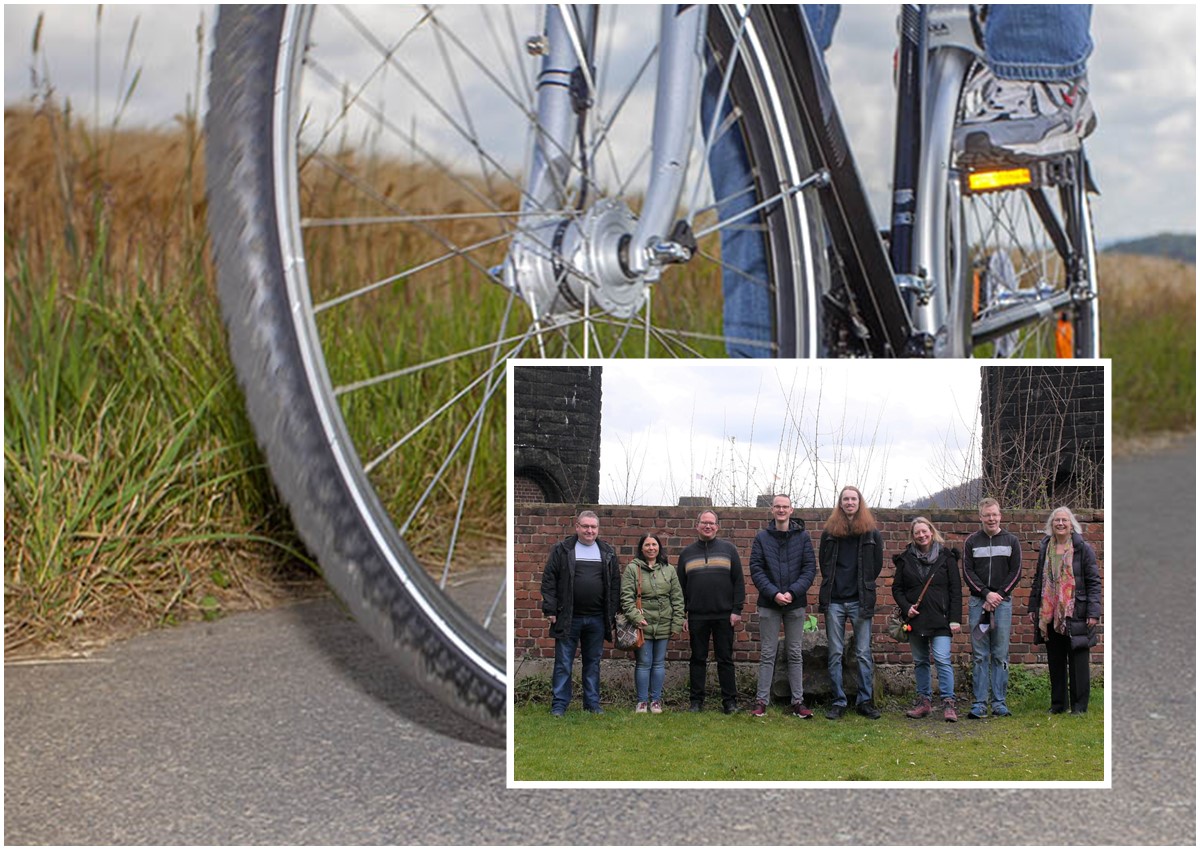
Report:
1028,506,1102,714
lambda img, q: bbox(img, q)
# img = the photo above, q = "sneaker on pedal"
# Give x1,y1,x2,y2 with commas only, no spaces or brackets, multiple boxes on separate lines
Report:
955,70,1096,161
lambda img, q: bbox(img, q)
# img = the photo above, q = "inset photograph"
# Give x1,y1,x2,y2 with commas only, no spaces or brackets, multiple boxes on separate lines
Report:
509,360,1109,786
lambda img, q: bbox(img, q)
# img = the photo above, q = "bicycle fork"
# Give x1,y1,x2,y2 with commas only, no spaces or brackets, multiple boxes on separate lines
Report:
498,4,707,332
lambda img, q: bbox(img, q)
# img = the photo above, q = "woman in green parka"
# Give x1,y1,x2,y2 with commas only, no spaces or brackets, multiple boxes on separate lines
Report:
622,532,685,714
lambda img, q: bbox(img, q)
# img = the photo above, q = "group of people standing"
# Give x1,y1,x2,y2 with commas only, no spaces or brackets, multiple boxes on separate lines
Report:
539,490,1102,721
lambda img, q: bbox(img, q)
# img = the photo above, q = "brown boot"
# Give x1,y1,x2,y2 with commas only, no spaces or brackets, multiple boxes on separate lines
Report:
905,696,933,718
943,698,958,722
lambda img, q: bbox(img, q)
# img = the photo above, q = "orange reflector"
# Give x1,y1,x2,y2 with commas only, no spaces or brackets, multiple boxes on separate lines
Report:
968,167,1034,191
1056,312,1074,358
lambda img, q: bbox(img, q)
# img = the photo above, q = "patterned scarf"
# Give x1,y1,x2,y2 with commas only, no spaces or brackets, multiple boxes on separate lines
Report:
1039,539,1075,636
911,542,940,582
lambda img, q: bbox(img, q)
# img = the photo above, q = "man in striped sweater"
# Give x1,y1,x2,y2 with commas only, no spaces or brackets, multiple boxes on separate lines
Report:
676,510,745,715
962,497,1023,720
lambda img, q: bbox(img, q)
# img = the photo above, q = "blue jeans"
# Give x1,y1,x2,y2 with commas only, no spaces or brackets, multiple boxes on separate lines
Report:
551,614,605,712
803,4,1093,79
700,6,839,360
825,600,874,706
634,637,669,703
985,5,1093,81
968,597,1013,713
709,5,1093,352
910,633,954,701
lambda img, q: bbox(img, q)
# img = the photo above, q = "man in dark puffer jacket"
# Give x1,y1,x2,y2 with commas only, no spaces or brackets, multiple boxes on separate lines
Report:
749,494,817,718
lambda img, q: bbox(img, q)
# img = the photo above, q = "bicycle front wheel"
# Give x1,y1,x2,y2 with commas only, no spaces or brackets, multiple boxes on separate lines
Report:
205,4,826,730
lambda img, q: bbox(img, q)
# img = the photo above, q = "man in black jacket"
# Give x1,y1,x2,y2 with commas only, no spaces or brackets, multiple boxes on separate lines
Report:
676,510,745,714
540,510,621,717
749,495,817,718
962,497,1022,719
817,486,884,719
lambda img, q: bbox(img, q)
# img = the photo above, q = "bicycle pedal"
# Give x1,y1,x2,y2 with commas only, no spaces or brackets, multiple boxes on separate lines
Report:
959,152,1077,195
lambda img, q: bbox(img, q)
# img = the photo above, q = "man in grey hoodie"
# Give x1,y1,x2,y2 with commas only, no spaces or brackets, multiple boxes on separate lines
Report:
962,498,1023,719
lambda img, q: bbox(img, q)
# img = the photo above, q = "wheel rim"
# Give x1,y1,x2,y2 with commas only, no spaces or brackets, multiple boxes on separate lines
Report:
267,5,819,681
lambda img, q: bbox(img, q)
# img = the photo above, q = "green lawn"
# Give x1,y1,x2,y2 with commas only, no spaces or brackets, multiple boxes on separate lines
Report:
513,688,1104,783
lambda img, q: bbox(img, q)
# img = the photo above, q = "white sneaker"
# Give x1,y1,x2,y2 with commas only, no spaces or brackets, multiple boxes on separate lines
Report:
649,700,663,714
635,701,648,713
955,68,1096,160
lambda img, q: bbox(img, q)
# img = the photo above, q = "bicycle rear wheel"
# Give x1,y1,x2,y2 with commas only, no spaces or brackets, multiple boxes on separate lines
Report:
944,62,1100,359
205,4,825,729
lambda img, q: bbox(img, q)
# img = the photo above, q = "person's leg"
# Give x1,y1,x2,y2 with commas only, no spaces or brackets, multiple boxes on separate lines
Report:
688,618,712,704
713,618,738,703
910,632,933,700
802,5,841,55
984,5,1093,82
1045,629,1070,712
756,606,782,704
634,638,652,705
782,606,807,704
551,619,582,713
1069,645,1092,713
701,64,772,359
701,5,838,358
957,5,1095,159
825,602,849,707
649,638,669,704
930,634,955,701
968,596,990,717
850,602,875,705
990,599,1013,714
578,615,605,711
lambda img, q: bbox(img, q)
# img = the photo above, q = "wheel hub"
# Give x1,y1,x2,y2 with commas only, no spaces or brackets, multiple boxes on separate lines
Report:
500,199,648,320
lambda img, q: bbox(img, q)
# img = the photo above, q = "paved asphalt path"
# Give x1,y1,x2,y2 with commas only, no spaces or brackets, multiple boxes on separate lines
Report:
5,440,1195,844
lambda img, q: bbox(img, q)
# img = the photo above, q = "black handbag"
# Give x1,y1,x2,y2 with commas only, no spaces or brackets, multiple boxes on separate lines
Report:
1068,618,1099,651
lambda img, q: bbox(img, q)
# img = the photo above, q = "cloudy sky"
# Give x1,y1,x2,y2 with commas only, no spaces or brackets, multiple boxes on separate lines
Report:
592,359,983,508
3,4,1195,246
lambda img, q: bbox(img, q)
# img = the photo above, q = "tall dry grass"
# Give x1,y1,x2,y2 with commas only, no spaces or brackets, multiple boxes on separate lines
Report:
1096,252,1196,435
5,47,1193,654
4,98,324,656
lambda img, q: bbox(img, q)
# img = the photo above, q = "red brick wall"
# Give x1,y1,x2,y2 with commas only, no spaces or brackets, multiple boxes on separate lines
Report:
513,476,545,503
514,504,1104,666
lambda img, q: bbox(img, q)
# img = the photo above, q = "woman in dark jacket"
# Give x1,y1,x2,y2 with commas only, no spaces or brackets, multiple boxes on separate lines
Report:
892,517,962,721
1028,506,1102,714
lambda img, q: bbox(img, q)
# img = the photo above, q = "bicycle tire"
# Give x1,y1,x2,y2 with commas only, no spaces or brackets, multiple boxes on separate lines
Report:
935,60,1100,359
204,4,825,730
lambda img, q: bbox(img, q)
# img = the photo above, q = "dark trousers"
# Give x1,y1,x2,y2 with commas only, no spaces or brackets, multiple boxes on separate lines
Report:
688,616,737,703
1046,628,1091,713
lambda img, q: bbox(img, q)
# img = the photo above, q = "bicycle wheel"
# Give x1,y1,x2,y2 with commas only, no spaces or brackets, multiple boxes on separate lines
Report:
938,60,1100,359
205,4,826,730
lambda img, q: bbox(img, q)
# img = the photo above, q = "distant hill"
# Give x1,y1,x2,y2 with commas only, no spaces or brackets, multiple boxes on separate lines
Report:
1103,232,1195,264
900,478,983,511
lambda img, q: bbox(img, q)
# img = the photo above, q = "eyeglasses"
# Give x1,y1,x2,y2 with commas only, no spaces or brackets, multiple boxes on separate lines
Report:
697,521,717,527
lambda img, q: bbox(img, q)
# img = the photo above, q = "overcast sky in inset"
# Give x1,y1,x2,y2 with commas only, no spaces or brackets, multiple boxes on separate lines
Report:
592,359,983,509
